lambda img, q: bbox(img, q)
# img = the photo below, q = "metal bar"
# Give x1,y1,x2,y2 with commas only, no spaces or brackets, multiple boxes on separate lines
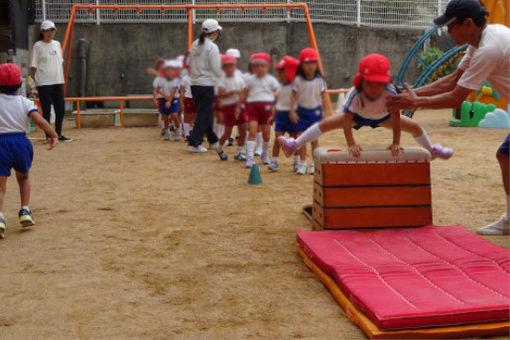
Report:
187,8,193,50
76,100,81,129
356,0,361,27
63,18,74,95
120,100,124,127
41,0,46,21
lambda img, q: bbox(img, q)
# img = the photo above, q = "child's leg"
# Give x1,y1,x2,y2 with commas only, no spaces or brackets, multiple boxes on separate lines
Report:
16,172,30,208
171,113,180,129
219,125,233,149
272,131,284,158
296,114,346,149
183,114,192,137
163,114,170,129
237,123,247,147
0,176,7,216
380,116,430,149
246,121,258,159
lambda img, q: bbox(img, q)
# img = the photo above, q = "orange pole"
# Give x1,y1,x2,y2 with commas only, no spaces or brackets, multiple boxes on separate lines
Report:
76,100,81,129
187,8,193,50
62,6,76,95
120,100,125,127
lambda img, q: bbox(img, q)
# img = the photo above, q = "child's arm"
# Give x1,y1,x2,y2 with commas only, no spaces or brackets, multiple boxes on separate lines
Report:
321,91,333,116
29,112,58,150
343,113,361,158
152,87,159,108
388,110,402,156
289,92,298,124
179,86,185,113
146,67,158,77
218,88,241,99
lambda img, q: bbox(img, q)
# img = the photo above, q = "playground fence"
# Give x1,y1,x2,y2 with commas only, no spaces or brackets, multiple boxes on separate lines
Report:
35,0,445,29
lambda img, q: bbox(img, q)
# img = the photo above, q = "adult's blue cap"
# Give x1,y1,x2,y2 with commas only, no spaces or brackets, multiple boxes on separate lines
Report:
433,0,488,27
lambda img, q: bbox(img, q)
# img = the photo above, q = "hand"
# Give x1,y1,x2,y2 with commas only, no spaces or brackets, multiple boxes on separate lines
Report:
153,99,158,108
386,83,418,111
348,144,362,158
44,137,58,150
388,143,403,157
289,111,298,124
268,115,275,125
234,107,241,120
165,101,171,109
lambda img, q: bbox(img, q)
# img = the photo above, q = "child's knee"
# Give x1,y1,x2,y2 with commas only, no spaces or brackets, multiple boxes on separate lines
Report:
497,151,508,164
16,172,29,181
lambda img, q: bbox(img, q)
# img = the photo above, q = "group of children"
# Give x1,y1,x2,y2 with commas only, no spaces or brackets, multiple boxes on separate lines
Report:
151,47,453,174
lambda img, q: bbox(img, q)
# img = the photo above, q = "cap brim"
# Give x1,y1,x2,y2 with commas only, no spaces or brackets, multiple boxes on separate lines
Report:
433,14,456,27
362,75,391,83
217,25,222,31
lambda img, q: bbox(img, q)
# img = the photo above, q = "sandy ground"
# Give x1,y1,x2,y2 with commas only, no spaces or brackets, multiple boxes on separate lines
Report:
0,109,509,340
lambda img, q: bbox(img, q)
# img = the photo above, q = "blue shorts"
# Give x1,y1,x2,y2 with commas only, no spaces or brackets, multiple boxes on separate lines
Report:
351,113,391,130
297,106,323,132
498,134,509,156
0,133,34,177
274,111,300,134
158,98,180,115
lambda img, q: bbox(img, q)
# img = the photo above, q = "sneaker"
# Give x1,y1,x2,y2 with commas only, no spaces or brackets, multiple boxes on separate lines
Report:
174,133,181,142
228,138,234,146
261,153,270,165
234,152,246,161
161,128,165,136
255,147,263,157
58,135,73,142
278,136,298,157
431,144,453,160
209,142,219,150
296,162,307,175
19,208,35,227
217,150,228,161
268,160,279,171
477,214,510,235
0,217,5,239
187,145,208,153
293,161,299,172
164,130,171,141
245,156,254,168
309,162,315,175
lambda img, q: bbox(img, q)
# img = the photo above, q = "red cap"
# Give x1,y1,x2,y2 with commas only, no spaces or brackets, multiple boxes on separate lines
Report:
299,47,319,62
275,56,300,82
250,52,271,65
221,54,237,65
353,54,391,87
0,63,22,86
155,58,164,69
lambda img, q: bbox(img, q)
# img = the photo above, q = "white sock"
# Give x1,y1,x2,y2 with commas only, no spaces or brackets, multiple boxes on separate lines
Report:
294,155,301,164
256,132,263,148
22,206,29,211
272,157,279,163
183,123,190,137
218,124,225,139
160,119,165,129
236,146,243,154
414,129,433,150
263,141,271,154
0,212,3,219
296,123,322,148
246,141,256,158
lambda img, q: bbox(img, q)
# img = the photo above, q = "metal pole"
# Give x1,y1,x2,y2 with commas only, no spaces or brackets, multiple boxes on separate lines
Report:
42,0,47,21
286,0,291,23
96,0,100,25
437,0,442,16
356,0,361,27
191,0,196,24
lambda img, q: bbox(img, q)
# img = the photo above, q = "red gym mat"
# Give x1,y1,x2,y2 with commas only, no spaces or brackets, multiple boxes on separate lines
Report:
297,225,510,331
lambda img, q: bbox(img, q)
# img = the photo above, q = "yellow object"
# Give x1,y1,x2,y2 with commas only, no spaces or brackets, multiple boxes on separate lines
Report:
481,86,493,96
297,245,510,339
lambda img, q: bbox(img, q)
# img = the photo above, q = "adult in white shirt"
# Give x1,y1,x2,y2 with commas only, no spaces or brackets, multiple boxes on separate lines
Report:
30,20,71,142
187,19,224,153
386,0,510,235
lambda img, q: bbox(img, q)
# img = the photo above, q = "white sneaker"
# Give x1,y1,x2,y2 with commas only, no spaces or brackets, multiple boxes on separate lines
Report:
293,161,299,172
268,160,279,172
309,162,315,175
245,156,255,168
163,130,171,141
296,162,307,175
261,153,270,165
209,142,219,150
255,147,263,157
174,133,181,141
477,214,510,235
187,145,208,153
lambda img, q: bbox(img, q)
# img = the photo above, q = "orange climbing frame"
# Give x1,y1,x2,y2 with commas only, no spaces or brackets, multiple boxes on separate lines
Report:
60,3,334,116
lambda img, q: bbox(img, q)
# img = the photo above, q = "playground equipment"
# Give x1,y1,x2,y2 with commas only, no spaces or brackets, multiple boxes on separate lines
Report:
479,108,510,129
56,3,333,126
312,146,432,230
299,147,510,338
396,28,468,117
450,101,497,127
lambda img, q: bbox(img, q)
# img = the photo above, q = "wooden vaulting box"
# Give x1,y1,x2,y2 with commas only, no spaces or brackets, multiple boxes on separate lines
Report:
312,146,432,230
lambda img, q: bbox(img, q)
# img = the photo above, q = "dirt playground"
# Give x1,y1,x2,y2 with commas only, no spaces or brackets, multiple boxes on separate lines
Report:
0,109,508,340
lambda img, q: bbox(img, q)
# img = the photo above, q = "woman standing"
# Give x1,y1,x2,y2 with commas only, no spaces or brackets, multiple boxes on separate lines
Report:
187,19,223,153
31,20,71,142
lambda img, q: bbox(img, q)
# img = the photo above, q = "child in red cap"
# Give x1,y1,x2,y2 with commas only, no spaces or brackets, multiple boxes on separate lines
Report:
268,56,301,172
242,53,280,168
279,54,453,160
155,60,182,141
0,63,58,239
290,47,330,175
180,54,196,142
216,54,247,161
151,58,166,136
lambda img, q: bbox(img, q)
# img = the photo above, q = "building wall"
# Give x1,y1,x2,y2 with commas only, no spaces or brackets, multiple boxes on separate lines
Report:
30,22,423,99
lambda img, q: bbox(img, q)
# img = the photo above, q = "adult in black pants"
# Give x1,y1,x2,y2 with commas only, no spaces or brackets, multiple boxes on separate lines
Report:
187,19,223,153
30,20,71,142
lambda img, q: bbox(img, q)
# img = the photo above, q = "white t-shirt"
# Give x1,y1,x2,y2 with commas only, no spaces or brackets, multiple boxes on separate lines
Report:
31,40,65,86
180,74,193,99
0,94,38,134
343,84,397,120
157,77,180,98
245,74,280,103
457,24,510,102
153,76,163,98
292,75,326,110
275,83,295,112
218,73,245,106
